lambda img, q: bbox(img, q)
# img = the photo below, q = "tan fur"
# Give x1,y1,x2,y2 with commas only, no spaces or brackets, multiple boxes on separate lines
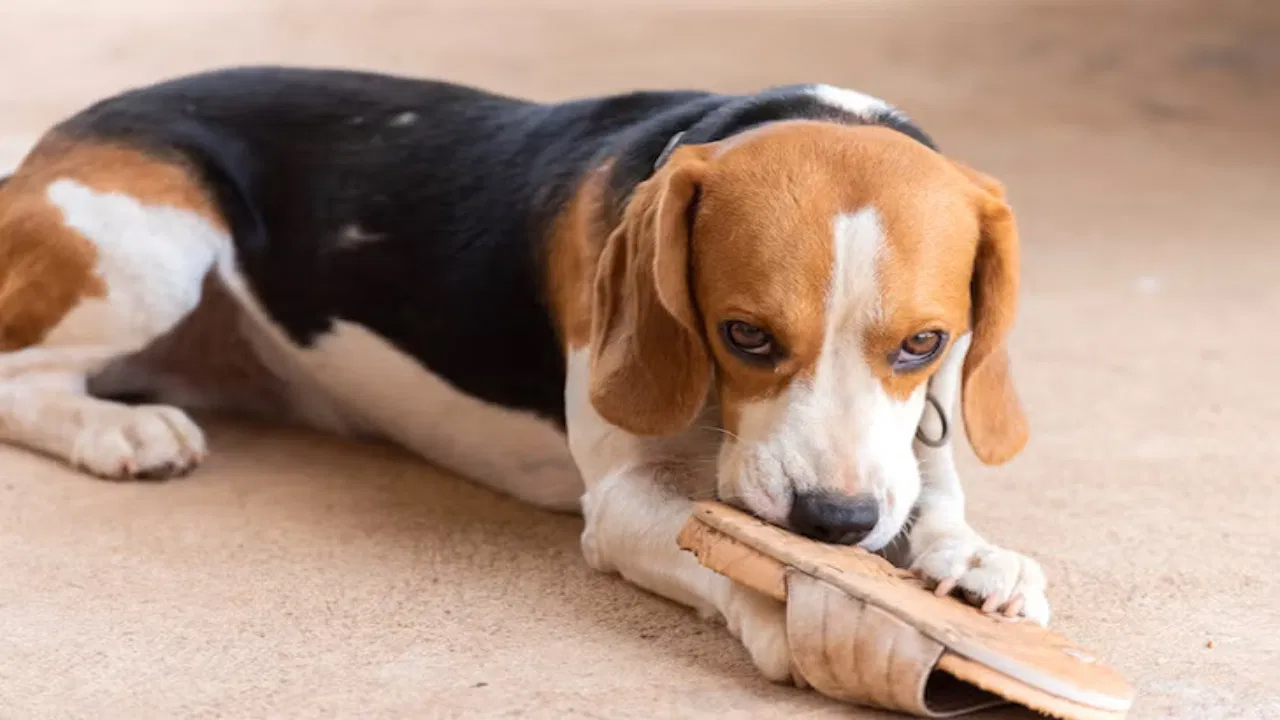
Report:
17,136,227,227
690,125,840,434
0,188,104,351
587,146,714,436
555,120,1027,462
545,163,612,350
0,136,225,351
948,161,1028,465
694,123,995,436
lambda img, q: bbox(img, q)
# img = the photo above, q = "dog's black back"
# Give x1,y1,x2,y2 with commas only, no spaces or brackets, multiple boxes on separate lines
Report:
52,67,930,426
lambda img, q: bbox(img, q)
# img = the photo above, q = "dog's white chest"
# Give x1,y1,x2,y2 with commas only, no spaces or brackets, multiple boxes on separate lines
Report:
278,320,584,511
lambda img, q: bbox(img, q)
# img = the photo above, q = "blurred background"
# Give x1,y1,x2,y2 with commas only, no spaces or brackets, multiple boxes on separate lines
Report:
1,1,1277,718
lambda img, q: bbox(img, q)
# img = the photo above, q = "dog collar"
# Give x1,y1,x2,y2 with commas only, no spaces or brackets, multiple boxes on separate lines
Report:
653,130,686,171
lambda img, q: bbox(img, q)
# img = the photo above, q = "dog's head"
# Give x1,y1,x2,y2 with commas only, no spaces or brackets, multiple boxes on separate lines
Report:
588,120,1026,549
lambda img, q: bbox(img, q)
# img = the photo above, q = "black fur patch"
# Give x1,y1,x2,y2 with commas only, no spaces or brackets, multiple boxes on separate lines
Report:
51,67,933,427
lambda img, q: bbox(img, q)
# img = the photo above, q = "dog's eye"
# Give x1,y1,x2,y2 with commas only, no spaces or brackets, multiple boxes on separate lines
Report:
893,330,947,371
721,320,778,362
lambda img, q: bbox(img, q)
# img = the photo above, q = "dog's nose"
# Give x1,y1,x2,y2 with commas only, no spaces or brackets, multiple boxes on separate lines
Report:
789,491,880,545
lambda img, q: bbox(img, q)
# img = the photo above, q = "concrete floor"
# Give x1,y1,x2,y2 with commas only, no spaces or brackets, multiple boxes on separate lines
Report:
1,1,1278,718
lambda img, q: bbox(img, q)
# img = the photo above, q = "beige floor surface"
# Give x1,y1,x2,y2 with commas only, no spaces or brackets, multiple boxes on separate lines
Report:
1,1,1278,718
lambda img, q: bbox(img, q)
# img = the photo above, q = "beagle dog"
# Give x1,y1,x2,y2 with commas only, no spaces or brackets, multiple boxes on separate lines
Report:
0,67,1046,681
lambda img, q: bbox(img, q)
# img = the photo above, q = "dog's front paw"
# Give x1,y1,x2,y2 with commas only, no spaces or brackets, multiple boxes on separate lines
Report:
70,404,206,480
910,533,1050,626
723,586,796,684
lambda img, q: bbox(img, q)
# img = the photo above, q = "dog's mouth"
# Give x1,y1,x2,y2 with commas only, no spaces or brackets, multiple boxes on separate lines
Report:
716,491,909,555
715,487,790,530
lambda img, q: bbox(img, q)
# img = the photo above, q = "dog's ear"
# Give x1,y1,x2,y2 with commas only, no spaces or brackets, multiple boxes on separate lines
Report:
951,161,1029,464
588,146,712,436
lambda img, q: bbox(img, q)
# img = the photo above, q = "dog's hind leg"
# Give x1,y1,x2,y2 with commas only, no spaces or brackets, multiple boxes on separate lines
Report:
0,139,236,479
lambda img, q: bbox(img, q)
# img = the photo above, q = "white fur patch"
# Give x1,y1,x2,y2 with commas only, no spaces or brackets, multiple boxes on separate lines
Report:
334,224,385,250
32,178,581,509
563,348,642,483
289,321,583,511
806,84,898,121
44,179,224,354
564,346,792,679
0,180,228,478
717,206,924,548
829,207,886,326
388,111,419,127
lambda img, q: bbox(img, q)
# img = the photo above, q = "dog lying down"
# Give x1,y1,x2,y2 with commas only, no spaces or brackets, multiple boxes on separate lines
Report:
0,66,1046,683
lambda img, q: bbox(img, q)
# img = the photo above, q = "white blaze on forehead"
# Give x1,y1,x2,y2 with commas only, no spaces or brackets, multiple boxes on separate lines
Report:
719,207,926,544
808,206,889,463
817,206,924,546
826,207,885,334
744,207,892,487
812,207,922,490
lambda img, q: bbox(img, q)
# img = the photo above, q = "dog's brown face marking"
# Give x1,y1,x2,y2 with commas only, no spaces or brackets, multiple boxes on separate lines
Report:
0,136,222,351
581,119,1026,538
690,122,986,428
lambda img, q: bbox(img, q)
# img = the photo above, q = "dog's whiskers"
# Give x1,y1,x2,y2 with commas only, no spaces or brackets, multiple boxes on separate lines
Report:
695,424,742,443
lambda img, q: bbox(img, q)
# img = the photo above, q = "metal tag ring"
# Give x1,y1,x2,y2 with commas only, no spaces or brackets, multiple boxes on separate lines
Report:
915,393,950,448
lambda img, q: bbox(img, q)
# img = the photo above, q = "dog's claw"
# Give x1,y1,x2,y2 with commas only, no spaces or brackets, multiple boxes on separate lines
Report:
933,577,957,597
1003,594,1025,617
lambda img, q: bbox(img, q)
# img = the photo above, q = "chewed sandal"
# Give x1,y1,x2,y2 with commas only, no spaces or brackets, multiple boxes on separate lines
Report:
677,501,1135,719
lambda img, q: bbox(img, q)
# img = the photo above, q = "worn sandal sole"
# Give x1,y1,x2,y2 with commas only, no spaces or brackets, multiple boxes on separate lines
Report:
677,501,1135,719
